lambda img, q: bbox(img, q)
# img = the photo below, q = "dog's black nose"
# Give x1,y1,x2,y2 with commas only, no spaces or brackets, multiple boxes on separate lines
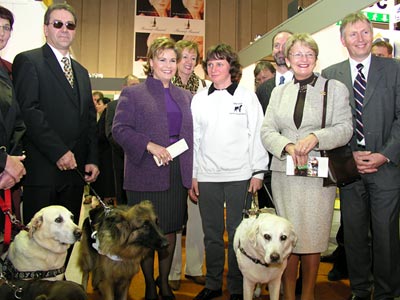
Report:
270,252,280,262
74,228,82,240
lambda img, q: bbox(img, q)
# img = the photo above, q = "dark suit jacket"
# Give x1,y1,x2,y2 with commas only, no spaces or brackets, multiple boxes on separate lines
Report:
0,65,25,172
91,109,114,198
12,44,98,186
322,55,400,187
105,99,126,203
255,76,276,113
105,99,123,157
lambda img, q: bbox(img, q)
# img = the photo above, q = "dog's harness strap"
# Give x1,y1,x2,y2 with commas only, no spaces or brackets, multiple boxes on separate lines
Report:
1,257,65,280
238,240,269,268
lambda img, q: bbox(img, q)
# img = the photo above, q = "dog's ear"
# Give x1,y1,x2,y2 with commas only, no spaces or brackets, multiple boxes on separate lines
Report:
248,222,259,247
28,214,43,238
290,227,298,248
283,225,298,258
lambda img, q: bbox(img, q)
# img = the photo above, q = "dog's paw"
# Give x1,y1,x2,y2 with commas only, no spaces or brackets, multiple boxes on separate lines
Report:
253,283,262,298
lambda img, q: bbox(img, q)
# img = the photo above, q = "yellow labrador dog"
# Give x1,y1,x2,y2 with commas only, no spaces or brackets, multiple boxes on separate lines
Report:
2,205,82,281
233,212,297,300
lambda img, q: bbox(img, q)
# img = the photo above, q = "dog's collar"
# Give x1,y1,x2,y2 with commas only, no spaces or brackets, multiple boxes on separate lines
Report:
1,257,65,280
238,240,269,268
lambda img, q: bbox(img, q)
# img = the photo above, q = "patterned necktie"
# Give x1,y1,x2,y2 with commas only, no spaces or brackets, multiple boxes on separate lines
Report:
61,57,74,88
353,63,366,143
279,75,285,85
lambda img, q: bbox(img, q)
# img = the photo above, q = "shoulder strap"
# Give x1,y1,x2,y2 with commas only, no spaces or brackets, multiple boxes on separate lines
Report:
321,79,329,129
201,79,206,88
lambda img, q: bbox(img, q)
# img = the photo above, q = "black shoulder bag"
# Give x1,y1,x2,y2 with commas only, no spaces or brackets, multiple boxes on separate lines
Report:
320,80,360,187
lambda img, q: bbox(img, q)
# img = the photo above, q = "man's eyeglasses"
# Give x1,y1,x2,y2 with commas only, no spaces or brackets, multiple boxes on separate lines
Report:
50,20,76,31
0,25,12,32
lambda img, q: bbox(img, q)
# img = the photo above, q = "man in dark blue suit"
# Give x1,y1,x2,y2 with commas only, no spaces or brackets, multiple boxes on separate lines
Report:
12,3,99,225
322,12,400,300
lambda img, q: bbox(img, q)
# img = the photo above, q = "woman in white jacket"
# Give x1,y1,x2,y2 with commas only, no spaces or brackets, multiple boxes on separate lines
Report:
189,43,269,300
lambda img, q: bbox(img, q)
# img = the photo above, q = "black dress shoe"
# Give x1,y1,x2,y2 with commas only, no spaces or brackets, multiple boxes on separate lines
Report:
348,295,370,300
194,288,222,300
229,294,243,300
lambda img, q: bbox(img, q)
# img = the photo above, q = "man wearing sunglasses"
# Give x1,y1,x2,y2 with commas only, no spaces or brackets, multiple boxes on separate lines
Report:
12,3,99,232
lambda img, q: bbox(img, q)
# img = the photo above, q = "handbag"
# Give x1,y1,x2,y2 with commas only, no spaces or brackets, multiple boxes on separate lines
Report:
320,80,360,187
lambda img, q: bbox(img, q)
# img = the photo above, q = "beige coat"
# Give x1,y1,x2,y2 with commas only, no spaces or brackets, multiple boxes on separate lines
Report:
260,75,353,253
261,76,353,172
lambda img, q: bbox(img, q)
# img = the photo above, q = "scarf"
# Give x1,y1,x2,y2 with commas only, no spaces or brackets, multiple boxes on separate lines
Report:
172,72,200,94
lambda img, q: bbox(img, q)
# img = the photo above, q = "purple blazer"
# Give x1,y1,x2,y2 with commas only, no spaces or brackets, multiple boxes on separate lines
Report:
112,76,193,191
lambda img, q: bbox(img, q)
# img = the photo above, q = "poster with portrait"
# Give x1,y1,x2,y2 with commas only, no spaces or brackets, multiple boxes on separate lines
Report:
133,0,205,78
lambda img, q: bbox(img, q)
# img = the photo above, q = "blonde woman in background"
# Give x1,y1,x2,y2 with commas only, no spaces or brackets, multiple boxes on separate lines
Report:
169,39,210,291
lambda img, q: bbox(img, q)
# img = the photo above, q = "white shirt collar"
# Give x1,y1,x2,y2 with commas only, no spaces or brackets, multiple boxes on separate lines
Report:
349,54,371,83
47,43,71,67
275,70,293,86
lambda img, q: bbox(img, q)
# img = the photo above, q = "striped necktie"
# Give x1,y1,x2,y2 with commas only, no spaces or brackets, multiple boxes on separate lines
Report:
61,56,74,88
353,63,366,143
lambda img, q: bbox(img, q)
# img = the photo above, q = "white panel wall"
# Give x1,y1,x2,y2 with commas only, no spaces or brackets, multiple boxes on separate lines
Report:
0,0,46,62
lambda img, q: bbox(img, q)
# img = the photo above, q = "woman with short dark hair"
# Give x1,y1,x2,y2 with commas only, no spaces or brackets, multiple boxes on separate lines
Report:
190,44,268,300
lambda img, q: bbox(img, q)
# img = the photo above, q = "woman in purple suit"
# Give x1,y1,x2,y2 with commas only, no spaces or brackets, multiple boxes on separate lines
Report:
112,37,193,300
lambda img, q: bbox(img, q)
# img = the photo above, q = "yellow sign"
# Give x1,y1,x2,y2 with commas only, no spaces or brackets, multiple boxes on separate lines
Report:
43,0,53,7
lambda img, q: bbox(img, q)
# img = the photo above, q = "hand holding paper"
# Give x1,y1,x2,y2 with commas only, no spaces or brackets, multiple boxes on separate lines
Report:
153,138,189,167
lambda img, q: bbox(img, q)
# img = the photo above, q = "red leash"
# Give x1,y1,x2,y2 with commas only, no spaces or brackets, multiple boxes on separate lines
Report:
0,189,12,247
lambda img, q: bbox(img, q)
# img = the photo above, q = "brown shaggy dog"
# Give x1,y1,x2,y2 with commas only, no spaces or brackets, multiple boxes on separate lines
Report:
78,200,168,300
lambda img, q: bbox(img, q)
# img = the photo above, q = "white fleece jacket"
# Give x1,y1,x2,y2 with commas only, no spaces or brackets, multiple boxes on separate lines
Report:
191,85,269,182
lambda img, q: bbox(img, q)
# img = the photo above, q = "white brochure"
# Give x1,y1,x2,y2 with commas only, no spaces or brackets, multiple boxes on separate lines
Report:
286,156,329,178
153,138,189,167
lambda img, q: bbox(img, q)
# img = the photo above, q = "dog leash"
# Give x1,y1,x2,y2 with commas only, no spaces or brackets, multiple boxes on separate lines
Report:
74,168,112,215
0,190,27,254
0,271,23,299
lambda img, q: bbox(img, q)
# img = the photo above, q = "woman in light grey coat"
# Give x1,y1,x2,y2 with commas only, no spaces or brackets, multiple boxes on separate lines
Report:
260,33,353,300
